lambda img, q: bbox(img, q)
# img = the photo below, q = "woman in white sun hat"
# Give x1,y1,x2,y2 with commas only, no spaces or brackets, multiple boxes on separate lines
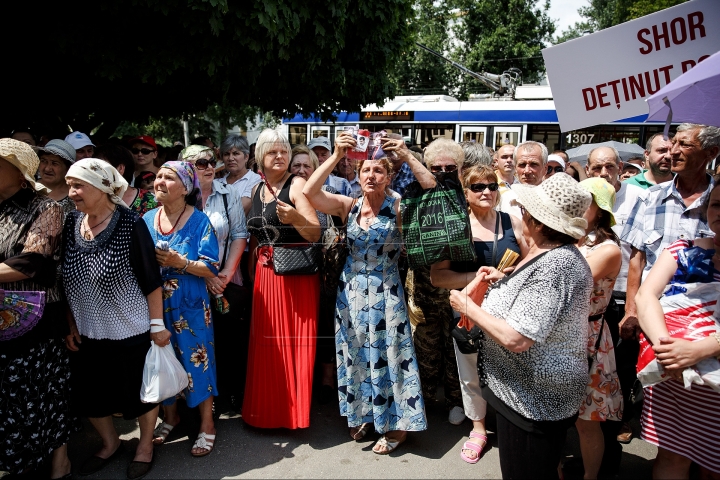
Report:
449,172,594,479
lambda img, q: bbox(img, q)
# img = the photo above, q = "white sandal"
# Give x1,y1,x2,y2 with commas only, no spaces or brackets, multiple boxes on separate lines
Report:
152,422,176,445
191,432,216,457
372,434,406,455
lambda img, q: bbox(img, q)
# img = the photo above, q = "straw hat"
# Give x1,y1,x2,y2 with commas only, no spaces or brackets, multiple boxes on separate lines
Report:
512,172,591,239
0,138,48,193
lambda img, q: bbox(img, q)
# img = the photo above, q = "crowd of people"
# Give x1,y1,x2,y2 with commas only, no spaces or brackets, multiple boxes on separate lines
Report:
1,122,719,480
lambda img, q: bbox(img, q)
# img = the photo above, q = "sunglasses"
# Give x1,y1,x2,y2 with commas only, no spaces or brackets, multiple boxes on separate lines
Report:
194,158,217,170
547,166,564,174
429,164,458,173
131,147,155,155
468,182,499,193
519,205,526,216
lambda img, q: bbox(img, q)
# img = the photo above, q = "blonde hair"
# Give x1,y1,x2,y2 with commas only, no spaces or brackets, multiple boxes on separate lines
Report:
424,138,464,168
255,129,291,173
290,145,319,172
462,165,500,207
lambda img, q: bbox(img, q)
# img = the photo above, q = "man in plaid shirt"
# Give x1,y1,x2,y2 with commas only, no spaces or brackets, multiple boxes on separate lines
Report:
619,123,720,341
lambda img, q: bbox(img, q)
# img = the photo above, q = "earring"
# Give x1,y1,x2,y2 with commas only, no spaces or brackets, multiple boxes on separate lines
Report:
20,181,28,189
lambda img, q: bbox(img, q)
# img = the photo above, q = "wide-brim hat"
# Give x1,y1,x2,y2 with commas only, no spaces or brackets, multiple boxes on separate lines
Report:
579,177,616,227
36,139,76,165
0,138,48,194
513,172,591,239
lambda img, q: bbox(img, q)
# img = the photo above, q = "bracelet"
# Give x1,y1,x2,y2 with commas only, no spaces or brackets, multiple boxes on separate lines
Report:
180,257,190,273
296,217,308,233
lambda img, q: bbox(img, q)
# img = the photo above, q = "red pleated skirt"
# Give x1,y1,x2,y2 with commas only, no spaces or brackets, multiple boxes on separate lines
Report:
242,258,319,429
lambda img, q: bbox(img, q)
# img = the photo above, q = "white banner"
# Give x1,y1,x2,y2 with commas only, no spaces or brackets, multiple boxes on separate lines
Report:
542,0,720,132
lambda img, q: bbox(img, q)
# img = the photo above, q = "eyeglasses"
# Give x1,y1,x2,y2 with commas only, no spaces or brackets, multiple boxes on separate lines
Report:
547,166,564,174
194,158,217,170
429,164,458,173
131,147,155,155
468,182,499,193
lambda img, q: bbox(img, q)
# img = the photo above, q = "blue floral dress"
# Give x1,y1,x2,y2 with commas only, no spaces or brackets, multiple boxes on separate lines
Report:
144,208,220,408
336,194,427,434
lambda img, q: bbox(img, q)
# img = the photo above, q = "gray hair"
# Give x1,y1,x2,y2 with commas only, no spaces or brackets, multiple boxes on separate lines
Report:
587,146,621,165
220,134,250,157
460,142,492,168
424,138,464,168
513,141,548,165
676,123,720,150
255,129,291,173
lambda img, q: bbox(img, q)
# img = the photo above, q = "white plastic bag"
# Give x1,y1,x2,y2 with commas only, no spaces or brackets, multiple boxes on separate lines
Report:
140,342,189,403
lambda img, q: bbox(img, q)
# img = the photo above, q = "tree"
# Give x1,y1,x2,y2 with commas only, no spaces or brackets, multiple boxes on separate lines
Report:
453,0,555,98
6,0,414,141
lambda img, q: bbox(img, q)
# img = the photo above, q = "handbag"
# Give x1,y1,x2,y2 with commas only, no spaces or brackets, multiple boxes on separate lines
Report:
451,213,500,354
0,289,46,341
212,192,232,314
272,243,323,275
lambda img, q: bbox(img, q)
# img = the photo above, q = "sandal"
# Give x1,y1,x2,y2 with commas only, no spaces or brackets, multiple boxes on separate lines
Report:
152,422,176,445
460,431,487,464
349,423,372,441
372,433,406,455
191,432,216,457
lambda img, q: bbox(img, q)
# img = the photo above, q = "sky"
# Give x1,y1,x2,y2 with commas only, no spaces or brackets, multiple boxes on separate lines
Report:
547,0,585,35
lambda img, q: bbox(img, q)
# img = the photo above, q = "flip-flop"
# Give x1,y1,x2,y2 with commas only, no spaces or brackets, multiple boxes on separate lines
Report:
372,434,406,455
460,431,487,464
350,423,373,441
191,432,216,457
152,422,176,445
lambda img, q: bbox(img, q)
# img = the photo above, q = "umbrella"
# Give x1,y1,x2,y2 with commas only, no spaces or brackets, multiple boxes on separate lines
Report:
566,141,645,167
646,50,720,130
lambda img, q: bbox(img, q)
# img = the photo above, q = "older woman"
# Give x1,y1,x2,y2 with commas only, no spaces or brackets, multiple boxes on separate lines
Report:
635,182,720,478
0,140,75,479
142,161,220,457
242,129,321,429
219,135,261,216
37,139,77,217
303,131,435,454
95,144,158,216
449,173,593,478
406,138,467,426
290,144,319,180
62,158,168,480
180,145,249,412
430,164,526,464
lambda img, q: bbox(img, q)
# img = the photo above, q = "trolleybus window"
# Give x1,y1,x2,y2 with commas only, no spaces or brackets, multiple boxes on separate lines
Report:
288,126,307,146
415,125,454,147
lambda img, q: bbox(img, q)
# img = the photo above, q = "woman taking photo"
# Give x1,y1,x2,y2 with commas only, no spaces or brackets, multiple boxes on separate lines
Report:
430,164,525,464
180,145,249,412
242,129,321,430
635,182,720,478
143,161,220,457
303,131,435,454
62,158,168,480
449,173,594,478
0,139,75,479
575,178,623,480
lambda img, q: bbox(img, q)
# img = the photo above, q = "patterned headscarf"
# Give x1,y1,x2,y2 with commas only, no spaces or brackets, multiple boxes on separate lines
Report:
180,144,213,161
66,158,128,206
160,160,202,206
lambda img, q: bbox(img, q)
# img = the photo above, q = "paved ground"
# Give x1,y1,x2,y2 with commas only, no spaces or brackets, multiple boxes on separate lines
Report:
55,394,656,479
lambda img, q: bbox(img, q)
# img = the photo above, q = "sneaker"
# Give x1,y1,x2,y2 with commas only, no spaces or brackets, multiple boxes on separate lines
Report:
448,406,466,425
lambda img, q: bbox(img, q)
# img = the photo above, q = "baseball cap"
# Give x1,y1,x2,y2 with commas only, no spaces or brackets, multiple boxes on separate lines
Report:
307,137,331,152
64,131,95,150
623,162,642,172
37,139,76,164
547,154,566,170
579,177,616,227
130,136,158,150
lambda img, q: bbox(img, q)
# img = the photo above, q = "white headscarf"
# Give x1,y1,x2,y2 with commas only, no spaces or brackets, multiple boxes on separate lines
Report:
66,158,129,207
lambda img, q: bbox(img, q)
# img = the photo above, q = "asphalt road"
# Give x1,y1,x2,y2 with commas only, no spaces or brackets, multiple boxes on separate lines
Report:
57,394,656,479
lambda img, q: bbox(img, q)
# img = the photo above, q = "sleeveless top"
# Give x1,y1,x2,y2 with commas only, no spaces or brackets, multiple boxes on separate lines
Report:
450,211,520,271
247,174,306,246
578,235,620,318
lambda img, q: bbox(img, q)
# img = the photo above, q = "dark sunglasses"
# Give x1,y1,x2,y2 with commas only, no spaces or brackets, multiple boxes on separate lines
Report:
429,164,458,173
131,147,155,155
547,166,564,174
468,182,499,193
519,205,527,216
195,158,217,170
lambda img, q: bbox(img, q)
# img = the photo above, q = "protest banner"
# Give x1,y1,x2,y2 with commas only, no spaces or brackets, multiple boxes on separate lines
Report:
542,0,720,132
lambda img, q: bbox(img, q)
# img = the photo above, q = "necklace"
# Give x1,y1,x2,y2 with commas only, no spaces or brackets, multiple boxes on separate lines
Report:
158,204,187,235
536,242,562,249
82,208,115,240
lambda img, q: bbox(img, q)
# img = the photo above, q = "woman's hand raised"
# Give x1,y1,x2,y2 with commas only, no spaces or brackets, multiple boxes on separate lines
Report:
334,132,356,159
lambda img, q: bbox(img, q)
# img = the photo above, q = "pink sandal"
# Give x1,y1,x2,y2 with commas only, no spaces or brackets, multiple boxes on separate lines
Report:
460,431,487,464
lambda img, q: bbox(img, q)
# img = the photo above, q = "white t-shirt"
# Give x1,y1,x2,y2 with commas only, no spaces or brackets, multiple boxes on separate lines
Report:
611,181,644,296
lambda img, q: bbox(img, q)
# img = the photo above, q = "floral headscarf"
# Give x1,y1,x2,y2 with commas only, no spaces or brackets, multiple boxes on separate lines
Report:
180,144,213,161
66,158,128,206
160,160,202,206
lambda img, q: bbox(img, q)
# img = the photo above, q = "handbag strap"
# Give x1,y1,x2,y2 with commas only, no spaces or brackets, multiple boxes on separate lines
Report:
219,192,230,272
491,211,500,267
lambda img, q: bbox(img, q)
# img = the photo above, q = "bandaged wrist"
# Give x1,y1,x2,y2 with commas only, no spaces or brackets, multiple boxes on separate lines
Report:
150,319,165,333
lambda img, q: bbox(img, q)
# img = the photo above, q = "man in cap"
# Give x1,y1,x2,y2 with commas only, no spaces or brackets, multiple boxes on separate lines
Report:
619,157,643,181
625,133,673,189
544,153,566,180
498,141,546,218
64,131,95,160
37,139,77,216
619,124,720,445
129,136,159,186
307,137,352,196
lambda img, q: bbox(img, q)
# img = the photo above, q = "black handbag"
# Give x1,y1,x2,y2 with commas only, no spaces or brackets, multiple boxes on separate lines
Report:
451,213,500,354
272,244,323,276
